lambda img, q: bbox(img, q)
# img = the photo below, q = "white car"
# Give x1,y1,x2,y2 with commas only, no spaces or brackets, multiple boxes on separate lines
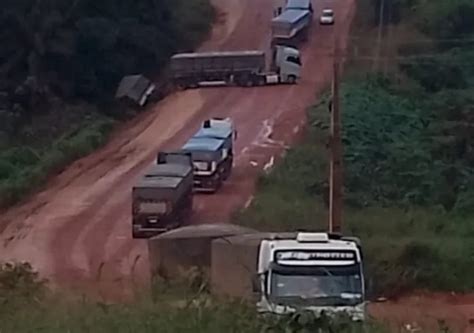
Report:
320,9,334,25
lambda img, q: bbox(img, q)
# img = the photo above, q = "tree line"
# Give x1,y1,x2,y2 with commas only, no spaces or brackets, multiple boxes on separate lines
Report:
0,0,214,143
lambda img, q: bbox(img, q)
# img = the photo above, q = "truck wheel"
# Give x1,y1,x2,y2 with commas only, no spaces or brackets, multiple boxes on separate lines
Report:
245,78,254,87
257,76,266,86
287,75,297,84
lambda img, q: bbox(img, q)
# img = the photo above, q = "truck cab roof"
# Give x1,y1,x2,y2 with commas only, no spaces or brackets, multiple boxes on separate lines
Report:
144,164,192,178
183,137,225,152
272,9,309,23
134,176,183,189
285,0,312,10
194,126,232,140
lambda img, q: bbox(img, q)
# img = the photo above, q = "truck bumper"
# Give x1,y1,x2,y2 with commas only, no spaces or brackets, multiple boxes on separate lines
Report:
132,224,169,239
193,173,221,193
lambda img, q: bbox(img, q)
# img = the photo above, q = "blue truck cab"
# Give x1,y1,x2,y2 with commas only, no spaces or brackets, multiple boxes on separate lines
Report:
181,136,228,192
193,118,236,181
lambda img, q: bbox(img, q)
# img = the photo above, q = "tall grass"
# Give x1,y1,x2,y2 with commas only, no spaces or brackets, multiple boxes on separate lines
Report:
0,263,390,333
0,116,115,208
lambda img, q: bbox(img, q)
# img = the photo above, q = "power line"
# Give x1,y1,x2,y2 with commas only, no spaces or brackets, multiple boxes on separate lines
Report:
328,38,343,234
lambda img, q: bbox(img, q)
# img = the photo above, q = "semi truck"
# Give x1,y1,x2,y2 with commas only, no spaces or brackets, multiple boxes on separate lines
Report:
169,45,302,89
255,232,366,320
132,152,193,238
271,0,313,47
193,118,237,181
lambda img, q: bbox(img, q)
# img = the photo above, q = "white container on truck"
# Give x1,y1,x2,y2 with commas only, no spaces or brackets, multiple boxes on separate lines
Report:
256,232,366,321
170,45,302,89
132,152,193,238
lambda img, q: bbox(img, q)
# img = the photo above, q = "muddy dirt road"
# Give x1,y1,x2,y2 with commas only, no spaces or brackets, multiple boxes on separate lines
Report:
0,0,354,297
2,0,473,331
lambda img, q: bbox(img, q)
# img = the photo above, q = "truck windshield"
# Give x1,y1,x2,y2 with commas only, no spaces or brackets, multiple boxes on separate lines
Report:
269,264,363,306
286,56,301,65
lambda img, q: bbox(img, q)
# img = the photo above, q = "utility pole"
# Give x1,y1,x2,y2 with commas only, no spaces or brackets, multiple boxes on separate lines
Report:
374,0,386,71
329,41,343,234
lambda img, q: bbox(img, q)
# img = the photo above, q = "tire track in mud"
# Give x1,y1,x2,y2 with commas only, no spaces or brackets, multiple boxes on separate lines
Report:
88,0,276,288
52,0,270,289
0,0,358,302
79,90,247,290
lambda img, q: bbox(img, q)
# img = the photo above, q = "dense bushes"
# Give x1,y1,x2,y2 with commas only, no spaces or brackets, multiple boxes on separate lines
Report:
0,115,115,207
237,79,474,294
0,0,214,206
0,263,384,332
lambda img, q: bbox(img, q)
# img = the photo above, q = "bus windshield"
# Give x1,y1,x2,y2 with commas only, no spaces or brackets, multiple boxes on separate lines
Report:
269,264,363,306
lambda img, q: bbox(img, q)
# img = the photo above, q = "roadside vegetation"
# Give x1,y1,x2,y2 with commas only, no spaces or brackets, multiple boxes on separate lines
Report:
237,0,474,296
0,0,214,207
1,262,391,333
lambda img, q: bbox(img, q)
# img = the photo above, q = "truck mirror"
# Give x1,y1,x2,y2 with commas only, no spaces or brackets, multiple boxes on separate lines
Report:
157,152,166,164
203,119,211,128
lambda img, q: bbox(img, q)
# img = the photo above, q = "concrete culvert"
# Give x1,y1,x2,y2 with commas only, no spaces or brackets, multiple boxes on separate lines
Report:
147,224,256,282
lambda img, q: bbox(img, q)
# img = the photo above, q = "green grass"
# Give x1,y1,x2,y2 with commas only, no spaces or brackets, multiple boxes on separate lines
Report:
0,297,384,333
0,263,390,333
236,76,474,295
0,115,115,208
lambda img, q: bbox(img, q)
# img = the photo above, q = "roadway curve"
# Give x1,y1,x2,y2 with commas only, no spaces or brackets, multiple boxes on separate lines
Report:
0,0,353,298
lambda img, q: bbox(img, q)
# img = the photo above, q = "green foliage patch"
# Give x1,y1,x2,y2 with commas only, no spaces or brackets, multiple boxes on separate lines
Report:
236,75,474,295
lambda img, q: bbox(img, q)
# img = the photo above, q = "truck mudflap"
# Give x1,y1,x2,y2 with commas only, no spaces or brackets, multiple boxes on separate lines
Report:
193,172,222,193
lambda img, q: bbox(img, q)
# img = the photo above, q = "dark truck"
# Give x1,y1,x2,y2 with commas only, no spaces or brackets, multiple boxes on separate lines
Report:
180,137,226,193
132,152,193,238
193,118,236,181
169,46,302,89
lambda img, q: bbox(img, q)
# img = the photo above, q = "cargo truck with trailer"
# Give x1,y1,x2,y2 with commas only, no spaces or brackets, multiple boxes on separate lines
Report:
180,136,229,193
193,118,237,181
132,152,193,238
169,45,302,89
271,0,313,47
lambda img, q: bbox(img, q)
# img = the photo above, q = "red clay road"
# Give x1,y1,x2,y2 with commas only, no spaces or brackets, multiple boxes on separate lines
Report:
1,0,474,331
0,0,352,298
